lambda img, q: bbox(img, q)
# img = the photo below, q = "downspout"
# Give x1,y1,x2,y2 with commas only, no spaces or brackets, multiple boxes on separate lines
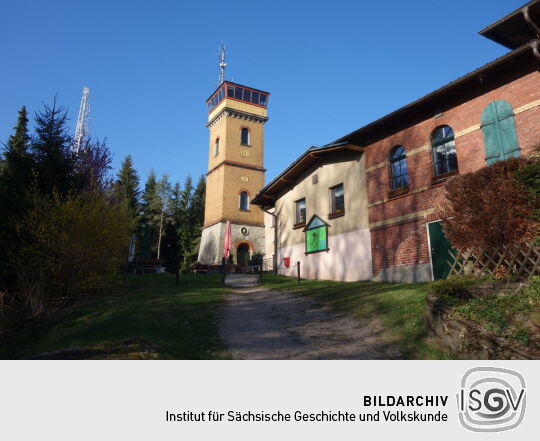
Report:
523,4,540,60
263,208,278,274
532,40,540,60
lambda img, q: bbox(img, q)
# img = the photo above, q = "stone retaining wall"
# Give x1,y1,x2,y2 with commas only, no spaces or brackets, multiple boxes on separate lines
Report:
425,293,539,360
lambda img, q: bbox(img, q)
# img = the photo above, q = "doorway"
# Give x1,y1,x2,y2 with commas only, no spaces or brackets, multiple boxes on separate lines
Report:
427,220,454,280
237,243,250,267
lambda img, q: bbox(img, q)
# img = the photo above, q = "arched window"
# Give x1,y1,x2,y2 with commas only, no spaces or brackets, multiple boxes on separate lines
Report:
431,125,457,176
214,138,220,156
241,127,250,145
239,191,249,210
389,145,409,189
481,100,520,165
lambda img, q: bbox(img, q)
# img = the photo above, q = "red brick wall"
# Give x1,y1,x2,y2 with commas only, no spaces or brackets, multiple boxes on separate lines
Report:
366,69,540,278
371,218,430,272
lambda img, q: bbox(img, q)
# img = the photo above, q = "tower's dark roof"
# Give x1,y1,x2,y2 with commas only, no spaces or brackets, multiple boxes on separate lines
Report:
206,80,269,103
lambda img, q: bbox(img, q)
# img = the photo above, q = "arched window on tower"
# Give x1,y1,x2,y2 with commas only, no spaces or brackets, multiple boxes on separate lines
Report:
389,145,409,189
214,137,220,156
239,191,249,210
241,128,250,145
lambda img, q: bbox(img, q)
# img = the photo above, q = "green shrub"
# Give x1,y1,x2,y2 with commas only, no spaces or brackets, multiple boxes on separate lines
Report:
10,189,131,315
250,251,265,266
522,275,540,298
430,276,480,300
452,276,540,337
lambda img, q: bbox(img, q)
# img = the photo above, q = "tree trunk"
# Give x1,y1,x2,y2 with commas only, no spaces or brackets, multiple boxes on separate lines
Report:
157,209,164,260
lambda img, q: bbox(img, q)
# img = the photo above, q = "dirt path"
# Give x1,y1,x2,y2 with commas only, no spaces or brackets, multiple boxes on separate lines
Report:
219,284,402,360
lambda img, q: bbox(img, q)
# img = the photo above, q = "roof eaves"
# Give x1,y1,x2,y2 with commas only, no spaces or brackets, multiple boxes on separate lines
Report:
253,142,360,204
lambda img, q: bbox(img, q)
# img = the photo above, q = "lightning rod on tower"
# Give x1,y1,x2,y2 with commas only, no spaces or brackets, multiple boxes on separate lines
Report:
73,86,90,154
219,42,227,84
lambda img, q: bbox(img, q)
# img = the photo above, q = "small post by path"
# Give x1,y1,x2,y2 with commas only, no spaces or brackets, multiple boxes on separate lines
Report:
175,253,180,286
221,257,226,284
297,261,301,284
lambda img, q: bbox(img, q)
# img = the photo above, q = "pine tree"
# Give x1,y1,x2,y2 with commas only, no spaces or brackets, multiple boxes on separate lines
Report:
115,155,140,219
0,106,34,211
141,170,158,258
191,175,206,230
31,98,73,195
141,170,157,216
0,106,34,284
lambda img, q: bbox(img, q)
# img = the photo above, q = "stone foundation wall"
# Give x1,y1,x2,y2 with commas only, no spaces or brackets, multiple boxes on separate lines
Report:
198,221,265,265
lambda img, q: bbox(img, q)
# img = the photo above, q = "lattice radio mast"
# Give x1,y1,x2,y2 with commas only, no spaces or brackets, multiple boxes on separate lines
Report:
219,42,227,84
73,86,90,154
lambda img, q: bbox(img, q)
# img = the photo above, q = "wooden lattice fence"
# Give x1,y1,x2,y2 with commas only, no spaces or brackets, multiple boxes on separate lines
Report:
447,242,540,279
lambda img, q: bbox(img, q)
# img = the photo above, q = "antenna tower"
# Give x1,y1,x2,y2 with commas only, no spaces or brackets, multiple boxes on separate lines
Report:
73,86,90,154
219,42,227,84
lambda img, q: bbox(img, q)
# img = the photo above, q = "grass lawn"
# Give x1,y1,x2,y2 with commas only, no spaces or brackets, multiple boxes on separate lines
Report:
260,274,453,359
1,274,230,360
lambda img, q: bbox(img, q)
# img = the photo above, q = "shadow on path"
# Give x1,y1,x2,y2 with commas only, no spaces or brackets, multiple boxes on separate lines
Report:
219,286,402,360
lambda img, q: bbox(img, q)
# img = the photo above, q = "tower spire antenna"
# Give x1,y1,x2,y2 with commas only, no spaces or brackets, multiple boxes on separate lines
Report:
219,42,227,84
73,86,90,154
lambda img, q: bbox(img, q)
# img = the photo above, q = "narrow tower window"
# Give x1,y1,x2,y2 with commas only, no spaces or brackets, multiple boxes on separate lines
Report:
239,191,249,210
241,128,250,145
214,138,220,156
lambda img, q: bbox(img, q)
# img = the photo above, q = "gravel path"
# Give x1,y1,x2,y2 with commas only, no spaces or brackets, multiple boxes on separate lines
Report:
219,283,402,360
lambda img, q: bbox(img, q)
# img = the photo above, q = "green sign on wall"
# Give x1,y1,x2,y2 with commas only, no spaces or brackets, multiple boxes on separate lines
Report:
304,215,329,254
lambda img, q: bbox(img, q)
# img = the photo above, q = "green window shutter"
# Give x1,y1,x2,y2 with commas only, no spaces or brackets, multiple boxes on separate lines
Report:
481,100,520,165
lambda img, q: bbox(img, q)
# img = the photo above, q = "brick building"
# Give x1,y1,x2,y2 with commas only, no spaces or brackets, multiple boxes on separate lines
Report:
253,1,540,282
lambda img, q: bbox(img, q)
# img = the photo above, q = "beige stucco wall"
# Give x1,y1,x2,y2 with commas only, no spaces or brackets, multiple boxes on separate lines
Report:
275,151,369,244
207,112,265,171
270,151,372,280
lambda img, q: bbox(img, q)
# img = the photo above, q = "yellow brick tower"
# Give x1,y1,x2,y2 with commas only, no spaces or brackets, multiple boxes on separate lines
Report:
198,79,270,266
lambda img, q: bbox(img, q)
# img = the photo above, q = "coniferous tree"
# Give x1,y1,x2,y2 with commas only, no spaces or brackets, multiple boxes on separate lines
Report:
141,170,158,258
0,106,34,285
115,155,140,220
191,175,206,230
31,98,73,196
160,182,182,271
141,170,157,216
0,106,34,214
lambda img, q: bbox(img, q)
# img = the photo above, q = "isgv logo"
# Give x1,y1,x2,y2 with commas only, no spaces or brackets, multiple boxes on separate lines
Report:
457,367,526,432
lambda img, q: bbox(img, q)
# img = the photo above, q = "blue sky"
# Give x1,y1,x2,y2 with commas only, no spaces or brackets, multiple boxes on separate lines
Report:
0,0,525,186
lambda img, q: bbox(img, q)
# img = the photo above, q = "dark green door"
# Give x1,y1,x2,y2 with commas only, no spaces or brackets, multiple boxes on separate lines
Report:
428,221,454,280
237,244,250,267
